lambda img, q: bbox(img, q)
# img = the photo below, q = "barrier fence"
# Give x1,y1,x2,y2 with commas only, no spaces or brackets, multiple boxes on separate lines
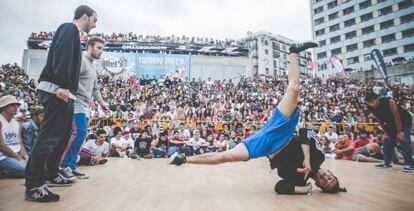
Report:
88,118,379,134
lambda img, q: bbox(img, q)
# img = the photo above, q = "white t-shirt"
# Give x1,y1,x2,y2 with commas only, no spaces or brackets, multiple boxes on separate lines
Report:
110,137,128,148
0,115,21,161
83,140,109,156
188,137,206,146
324,132,338,144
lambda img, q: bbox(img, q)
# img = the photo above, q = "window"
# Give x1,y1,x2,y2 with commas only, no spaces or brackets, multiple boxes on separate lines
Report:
265,68,269,74
328,1,337,9
345,31,357,40
317,52,327,59
362,25,375,34
328,12,339,20
400,13,414,24
319,40,326,47
346,43,358,52
329,24,340,32
330,35,341,44
380,19,394,30
265,49,269,55
343,6,355,15
363,53,371,61
378,6,393,16
273,60,277,68
363,39,376,48
361,12,373,22
314,6,323,14
273,42,280,50
315,17,325,25
344,18,356,27
377,0,387,3
265,40,268,46
399,0,413,10
316,28,325,36
282,45,287,51
404,43,414,52
402,28,414,38
283,54,287,59
382,48,397,57
359,0,372,10
331,48,342,55
273,51,280,58
381,33,396,43
347,56,359,64
314,0,323,3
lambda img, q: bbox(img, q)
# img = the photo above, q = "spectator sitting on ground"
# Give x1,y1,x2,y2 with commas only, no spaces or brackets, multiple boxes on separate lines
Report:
132,130,154,159
80,129,109,166
21,106,44,155
352,143,383,163
214,133,228,152
151,129,168,158
0,96,28,178
168,130,186,156
335,134,356,161
110,131,129,157
186,130,209,155
123,130,135,155
324,126,338,145
354,129,372,149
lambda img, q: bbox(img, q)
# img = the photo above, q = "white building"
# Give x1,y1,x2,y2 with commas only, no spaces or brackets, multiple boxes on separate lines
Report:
310,0,414,79
244,31,312,77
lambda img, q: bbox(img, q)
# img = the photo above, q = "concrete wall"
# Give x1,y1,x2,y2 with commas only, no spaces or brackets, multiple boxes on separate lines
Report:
349,62,414,85
189,55,251,82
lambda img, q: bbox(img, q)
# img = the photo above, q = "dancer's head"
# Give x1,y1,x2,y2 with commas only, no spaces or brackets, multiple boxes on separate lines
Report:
365,92,380,108
314,169,347,193
73,5,97,33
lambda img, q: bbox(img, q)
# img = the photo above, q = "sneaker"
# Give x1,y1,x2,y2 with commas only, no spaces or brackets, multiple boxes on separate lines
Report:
375,163,392,169
289,41,318,54
58,167,77,183
98,158,108,164
46,174,73,187
402,165,414,172
168,152,186,166
25,184,60,202
72,169,89,179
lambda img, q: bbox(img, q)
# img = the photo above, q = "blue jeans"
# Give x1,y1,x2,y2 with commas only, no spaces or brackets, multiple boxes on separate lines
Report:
168,146,181,157
61,113,88,170
383,126,413,166
0,157,26,178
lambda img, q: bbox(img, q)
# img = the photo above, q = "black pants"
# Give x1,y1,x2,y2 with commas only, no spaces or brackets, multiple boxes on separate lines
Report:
25,90,74,189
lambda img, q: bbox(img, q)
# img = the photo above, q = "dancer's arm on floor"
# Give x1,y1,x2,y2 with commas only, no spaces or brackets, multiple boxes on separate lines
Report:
297,128,311,179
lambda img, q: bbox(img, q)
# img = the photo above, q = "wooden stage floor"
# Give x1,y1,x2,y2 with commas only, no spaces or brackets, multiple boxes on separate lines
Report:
1,158,413,211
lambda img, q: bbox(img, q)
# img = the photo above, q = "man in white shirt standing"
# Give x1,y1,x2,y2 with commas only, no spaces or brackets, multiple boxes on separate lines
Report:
0,95,28,178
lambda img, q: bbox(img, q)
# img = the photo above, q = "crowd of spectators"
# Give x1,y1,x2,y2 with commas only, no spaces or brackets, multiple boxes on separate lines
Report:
30,31,248,48
0,63,413,164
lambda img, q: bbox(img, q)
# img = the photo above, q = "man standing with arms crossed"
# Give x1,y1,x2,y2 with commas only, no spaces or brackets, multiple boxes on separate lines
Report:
59,36,109,180
25,5,98,202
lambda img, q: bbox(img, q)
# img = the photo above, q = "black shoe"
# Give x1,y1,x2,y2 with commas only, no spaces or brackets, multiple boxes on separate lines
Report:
375,163,392,169
58,167,77,183
168,152,186,166
72,169,89,179
46,174,73,187
289,41,318,54
402,165,414,172
25,184,60,202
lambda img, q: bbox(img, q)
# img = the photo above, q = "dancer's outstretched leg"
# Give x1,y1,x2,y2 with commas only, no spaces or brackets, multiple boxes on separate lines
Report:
169,42,318,166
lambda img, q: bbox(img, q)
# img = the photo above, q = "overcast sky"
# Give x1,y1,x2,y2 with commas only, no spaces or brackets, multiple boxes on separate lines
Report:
0,0,312,65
